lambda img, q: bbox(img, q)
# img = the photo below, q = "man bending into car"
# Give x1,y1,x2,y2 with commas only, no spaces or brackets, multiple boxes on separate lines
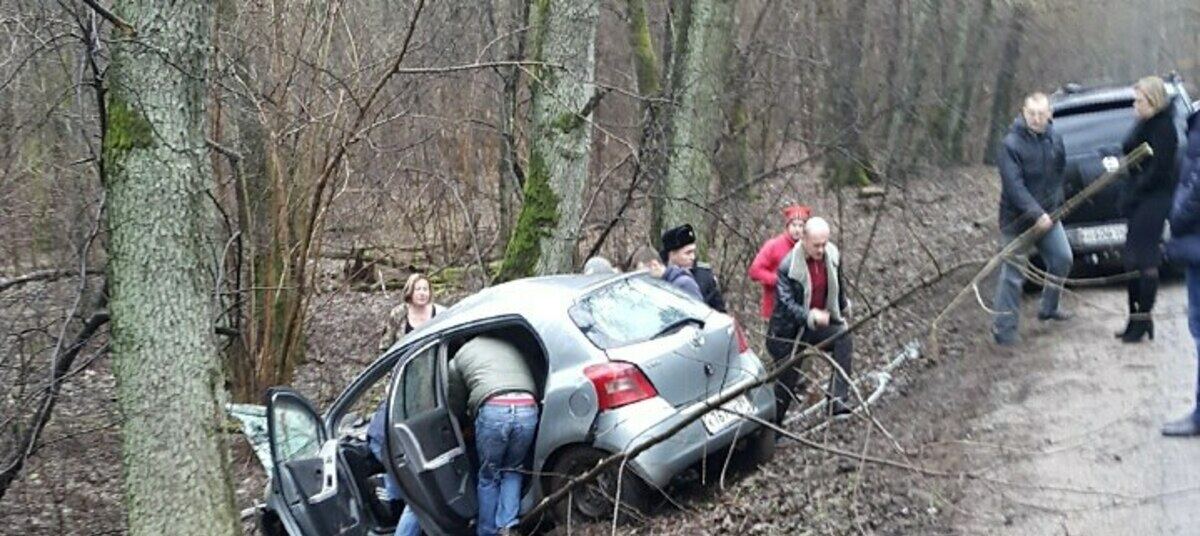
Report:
766,217,854,420
446,335,540,536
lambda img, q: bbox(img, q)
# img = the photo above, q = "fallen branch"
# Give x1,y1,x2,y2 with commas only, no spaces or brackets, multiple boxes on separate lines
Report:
0,268,104,293
519,259,979,525
929,142,1152,358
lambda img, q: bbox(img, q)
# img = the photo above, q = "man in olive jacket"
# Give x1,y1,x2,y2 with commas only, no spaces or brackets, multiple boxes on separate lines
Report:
766,217,853,422
446,336,539,536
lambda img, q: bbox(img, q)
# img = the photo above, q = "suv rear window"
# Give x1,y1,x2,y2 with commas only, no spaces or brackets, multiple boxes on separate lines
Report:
1054,104,1136,156
568,275,711,350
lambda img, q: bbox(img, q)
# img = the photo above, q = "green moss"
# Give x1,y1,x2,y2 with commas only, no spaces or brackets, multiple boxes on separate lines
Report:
496,150,560,282
551,111,583,134
103,97,154,172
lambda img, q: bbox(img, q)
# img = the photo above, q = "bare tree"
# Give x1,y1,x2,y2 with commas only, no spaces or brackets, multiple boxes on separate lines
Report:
103,0,240,533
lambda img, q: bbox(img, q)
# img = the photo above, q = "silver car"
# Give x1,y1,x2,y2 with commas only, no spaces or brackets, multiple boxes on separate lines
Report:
258,272,776,535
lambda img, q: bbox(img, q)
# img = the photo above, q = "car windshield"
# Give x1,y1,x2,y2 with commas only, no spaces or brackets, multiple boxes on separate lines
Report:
569,274,711,349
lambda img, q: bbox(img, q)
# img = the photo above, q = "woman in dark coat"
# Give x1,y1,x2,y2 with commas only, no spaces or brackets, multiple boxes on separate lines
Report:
1116,76,1178,343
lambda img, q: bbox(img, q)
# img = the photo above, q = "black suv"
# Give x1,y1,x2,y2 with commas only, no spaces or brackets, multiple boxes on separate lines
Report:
1051,75,1194,271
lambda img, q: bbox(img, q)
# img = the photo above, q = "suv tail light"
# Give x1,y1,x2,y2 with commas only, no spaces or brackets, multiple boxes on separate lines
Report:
584,362,658,410
732,318,750,354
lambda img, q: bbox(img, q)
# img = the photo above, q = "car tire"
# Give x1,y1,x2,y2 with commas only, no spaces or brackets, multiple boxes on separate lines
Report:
544,446,653,526
258,509,285,536
739,426,776,468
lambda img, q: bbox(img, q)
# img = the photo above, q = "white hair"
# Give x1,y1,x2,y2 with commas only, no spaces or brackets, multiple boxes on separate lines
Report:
805,216,831,236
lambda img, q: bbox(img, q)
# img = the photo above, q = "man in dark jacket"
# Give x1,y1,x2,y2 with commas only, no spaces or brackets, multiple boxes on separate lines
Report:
1163,110,1200,436
992,92,1074,346
661,224,727,311
766,217,853,421
633,245,703,299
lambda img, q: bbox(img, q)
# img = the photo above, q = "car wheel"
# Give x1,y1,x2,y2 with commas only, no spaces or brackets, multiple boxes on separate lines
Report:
545,446,653,526
258,508,285,536
739,426,776,468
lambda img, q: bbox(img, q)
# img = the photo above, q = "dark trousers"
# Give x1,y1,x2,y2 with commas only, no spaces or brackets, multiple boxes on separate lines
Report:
773,323,853,423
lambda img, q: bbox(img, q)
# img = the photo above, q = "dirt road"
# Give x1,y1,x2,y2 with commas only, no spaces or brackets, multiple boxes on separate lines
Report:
951,282,1200,535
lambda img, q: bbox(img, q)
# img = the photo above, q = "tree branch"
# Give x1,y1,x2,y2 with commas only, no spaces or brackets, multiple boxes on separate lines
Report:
79,0,136,36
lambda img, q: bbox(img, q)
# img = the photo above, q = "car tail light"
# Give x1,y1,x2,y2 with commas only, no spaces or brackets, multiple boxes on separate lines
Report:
584,362,658,410
732,318,750,354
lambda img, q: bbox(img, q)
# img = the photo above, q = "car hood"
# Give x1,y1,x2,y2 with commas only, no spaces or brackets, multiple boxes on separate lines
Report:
227,403,273,472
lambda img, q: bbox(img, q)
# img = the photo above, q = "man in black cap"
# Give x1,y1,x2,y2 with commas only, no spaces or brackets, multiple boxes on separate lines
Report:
660,224,727,312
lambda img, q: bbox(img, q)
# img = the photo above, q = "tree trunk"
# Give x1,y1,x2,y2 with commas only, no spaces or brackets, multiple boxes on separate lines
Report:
825,0,873,187
488,0,529,242
661,0,736,237
983,4,1026,165
624,0,671,244
497,0,600,280
945,0,993,161
104,1,240,534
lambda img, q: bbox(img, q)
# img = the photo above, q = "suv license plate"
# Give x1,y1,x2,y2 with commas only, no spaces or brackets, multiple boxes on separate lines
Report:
701,395,755,434
1077,224,1125,247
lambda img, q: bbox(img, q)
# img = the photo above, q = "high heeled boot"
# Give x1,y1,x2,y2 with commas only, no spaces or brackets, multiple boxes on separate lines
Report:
1121,274,1157,343
1115,277,1141,339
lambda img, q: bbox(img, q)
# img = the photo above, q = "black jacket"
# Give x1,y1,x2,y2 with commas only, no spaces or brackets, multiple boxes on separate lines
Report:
1121,106,1179,213
997,117,1067,235
765,248,849,359
1171,110,1200,236
692,264,726,312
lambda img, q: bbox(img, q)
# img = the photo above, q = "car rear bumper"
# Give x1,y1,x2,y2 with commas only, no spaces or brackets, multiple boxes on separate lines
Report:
589,369,776,488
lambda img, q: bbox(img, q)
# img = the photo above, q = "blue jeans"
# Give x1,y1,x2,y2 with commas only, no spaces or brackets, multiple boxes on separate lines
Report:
475,403,539,536
993,221,1073,341
367,406,421,536
366,403,404,502
1187,265,1200,421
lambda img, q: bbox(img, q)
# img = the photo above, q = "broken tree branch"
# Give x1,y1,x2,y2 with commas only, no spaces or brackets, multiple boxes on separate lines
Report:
929,142,1152,358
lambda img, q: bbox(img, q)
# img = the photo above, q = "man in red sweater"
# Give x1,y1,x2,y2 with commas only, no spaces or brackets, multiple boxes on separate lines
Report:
748,205,812,318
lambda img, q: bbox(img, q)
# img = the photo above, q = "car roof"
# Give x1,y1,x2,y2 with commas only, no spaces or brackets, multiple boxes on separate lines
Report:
1051,86,1135,113
1052,80,1187,114
402,273,621,340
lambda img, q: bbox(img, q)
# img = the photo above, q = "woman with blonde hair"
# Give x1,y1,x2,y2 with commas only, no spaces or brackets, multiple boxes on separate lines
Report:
1116,76,1179,342
378,272,444,351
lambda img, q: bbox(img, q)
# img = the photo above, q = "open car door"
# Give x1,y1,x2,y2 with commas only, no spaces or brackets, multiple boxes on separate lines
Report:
265,388,370,536
385,339,476,535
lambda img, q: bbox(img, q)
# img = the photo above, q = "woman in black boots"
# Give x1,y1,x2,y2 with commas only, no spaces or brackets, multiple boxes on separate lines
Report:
1117,76,1179,343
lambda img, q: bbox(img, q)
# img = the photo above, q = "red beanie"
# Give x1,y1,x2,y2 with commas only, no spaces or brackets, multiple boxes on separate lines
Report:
782,205,811,224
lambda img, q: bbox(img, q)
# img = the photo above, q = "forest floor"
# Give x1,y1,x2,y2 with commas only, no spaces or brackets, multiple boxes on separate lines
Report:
6,164,1194,535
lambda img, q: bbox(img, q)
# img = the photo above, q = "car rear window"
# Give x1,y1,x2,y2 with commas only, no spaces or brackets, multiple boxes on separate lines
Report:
568,275,711,350
1054,105,1136,156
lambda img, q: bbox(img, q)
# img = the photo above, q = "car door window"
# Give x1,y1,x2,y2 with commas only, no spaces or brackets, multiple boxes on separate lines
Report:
398,343,440,420
271,396,323,463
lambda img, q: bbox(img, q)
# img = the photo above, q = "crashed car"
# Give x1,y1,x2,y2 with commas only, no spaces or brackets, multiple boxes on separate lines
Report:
244,272,777,535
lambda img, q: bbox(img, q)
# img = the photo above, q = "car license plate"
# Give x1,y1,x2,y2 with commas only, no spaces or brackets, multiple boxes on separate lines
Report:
701,395,755,434
1076,224,1125,247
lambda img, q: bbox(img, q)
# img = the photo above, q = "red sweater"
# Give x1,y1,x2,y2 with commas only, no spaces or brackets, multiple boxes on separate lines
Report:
747,233,798,318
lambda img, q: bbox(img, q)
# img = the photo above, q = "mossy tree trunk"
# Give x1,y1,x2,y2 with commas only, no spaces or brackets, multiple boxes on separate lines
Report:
104,1,240,534
624,0,672,242
497,0,600,280
661,0,736,237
